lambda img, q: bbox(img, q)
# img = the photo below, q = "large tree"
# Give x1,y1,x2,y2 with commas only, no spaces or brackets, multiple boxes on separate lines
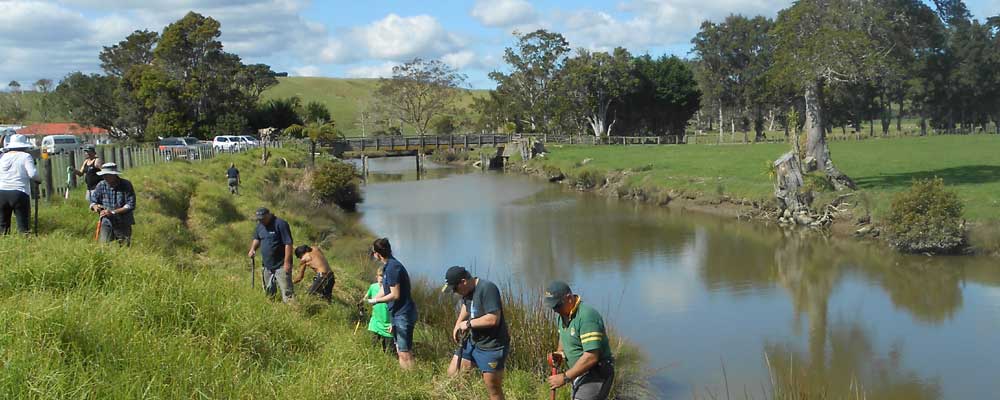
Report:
560,47,638,137
375,58,467,135
772,0,894,190
617,55,702,136
489,30,571,133
55,73,121,135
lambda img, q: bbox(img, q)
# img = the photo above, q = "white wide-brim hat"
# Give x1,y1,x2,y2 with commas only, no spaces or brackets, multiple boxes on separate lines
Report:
96,162,122,176
4,134,34,150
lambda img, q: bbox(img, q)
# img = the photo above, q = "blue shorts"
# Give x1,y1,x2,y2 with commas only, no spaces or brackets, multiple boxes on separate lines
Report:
455,341,509,373
392,310,417,353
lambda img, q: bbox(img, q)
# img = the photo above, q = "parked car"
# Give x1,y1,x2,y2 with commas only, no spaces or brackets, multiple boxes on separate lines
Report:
212,135,243,151
238,135,260,148
158,137,197,159
41,135,82,154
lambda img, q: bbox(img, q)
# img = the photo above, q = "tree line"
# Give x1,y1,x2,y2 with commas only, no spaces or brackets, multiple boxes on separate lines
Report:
1,12,284,141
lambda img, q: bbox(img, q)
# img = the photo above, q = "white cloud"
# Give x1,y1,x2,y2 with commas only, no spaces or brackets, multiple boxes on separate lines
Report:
292,65,322,77
0,0,329,84
359,14,464,60
442,50,477,69
471,0,537,28
345,62,397,79
558,0,791,51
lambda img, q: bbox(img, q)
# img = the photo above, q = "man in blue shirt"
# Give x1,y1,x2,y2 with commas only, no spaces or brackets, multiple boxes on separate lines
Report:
226,163,240,195
367,237,417,369
88,163,136,246
248,207,294,303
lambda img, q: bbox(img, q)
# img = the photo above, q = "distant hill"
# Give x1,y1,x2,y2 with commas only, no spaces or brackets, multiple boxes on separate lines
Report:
261,77,487,137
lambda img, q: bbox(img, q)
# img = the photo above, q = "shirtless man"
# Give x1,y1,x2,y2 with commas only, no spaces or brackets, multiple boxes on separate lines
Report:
292,245,335,302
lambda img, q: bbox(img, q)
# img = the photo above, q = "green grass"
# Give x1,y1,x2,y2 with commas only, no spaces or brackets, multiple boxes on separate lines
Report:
261,77,487,137
530,135,1000,223
1,149,643,399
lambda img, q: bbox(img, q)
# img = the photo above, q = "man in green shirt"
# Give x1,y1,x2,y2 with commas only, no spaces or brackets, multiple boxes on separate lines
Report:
363,268,394,353
544,281,614,400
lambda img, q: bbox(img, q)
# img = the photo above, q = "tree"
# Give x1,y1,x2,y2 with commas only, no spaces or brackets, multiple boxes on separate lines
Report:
99,30,158,78
772,0,894,190
285,120,339,166
7,81,21,93
236,63,279,99
249,97,303,131
55,73,121,135
559,47,638,137
617,55,702,136
34,79,53,93
489,30,571,132
375,58,467,135
303,101,331,124
692,15,775,143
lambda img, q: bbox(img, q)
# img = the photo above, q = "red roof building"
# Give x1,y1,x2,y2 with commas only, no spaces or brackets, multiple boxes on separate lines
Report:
17,123,109,136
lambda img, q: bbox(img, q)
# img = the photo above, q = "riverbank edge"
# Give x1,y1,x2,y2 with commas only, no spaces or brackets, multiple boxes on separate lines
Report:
507,156,999,258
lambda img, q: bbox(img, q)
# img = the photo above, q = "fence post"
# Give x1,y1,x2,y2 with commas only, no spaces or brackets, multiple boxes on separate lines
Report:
68,151,78,188
127,147,134,169
118,147,125,169
464,135,468,149
43,156,54,201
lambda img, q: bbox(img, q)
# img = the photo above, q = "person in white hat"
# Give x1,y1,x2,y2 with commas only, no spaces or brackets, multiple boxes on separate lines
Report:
0,134,41,234
88,162,136,245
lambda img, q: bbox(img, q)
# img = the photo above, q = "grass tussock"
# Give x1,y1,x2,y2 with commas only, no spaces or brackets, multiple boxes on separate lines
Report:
1,148,642,399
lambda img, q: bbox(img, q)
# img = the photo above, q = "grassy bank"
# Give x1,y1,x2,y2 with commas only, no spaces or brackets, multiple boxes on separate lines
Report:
0,149,642,399
524,135,1000,249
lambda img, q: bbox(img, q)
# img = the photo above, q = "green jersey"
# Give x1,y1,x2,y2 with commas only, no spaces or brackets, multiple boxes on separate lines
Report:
558,299,613,369
366,283,392,338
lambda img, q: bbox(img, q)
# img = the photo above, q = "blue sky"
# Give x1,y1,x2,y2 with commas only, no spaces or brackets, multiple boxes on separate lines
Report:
1,0,998,89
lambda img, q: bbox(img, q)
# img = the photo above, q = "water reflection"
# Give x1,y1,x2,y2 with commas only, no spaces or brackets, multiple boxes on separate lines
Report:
357,159,1000,399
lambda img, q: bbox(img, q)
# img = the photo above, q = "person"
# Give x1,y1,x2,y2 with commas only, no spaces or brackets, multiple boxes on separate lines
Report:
88,162,136,245
226,163,240,195
443,266,510,400
292,244,335,302
0,134,40,234
75,145,102,199
544,281,615,400
248,208,294,303
362,268,394,353
366,237,417,369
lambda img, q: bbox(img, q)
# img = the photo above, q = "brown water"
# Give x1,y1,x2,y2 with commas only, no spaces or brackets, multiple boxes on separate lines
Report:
357,157,1000,399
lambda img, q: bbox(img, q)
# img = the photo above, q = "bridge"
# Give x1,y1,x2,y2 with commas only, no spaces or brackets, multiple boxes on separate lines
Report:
330,133,689,155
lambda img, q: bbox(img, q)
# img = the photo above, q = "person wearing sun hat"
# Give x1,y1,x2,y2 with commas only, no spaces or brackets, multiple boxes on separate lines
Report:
0,134,41,234
442,265,510,400
544,281,615,400
88,162,136,245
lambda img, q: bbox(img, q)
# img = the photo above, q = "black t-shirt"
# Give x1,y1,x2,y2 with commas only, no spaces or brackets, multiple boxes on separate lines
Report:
462,279,509,350
227,167,239,179
253,217,293,270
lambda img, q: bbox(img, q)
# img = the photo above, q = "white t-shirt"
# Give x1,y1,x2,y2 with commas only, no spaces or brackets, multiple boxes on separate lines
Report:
0,151,39,196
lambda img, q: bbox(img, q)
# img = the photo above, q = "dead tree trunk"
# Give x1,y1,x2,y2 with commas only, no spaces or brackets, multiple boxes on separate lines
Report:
774,151,805,213
803,80,856,191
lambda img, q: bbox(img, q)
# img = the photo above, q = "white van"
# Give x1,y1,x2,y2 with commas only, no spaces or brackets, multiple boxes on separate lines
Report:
41,135,82,154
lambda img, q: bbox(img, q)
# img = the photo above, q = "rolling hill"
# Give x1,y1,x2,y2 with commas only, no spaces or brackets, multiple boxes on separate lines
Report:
261,77,488,137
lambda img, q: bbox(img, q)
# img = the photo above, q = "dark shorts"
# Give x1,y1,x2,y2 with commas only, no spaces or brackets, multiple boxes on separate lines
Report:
572,360,615,400
456,340,508,373
391,309,417,353
227,177,238,187
307,272,334,301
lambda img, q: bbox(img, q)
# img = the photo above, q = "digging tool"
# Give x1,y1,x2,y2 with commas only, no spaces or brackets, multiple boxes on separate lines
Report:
250,255,256,289
353,301,367,335
547,352,563,400
93,217,102,242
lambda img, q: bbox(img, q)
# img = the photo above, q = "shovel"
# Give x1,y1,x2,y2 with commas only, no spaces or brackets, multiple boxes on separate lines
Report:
547,353,563,400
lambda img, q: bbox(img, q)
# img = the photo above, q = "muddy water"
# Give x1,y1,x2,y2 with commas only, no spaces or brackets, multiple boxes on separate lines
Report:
356,157,1000,399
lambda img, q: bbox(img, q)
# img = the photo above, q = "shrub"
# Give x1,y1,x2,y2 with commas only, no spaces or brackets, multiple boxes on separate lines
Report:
574,169,603,190
310,161,362,211
885,178,965,254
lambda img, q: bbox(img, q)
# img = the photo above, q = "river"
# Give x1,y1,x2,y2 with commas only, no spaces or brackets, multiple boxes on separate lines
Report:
356,156,999,399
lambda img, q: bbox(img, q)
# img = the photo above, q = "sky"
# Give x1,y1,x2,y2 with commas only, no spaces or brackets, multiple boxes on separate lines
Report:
1,0,998,89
